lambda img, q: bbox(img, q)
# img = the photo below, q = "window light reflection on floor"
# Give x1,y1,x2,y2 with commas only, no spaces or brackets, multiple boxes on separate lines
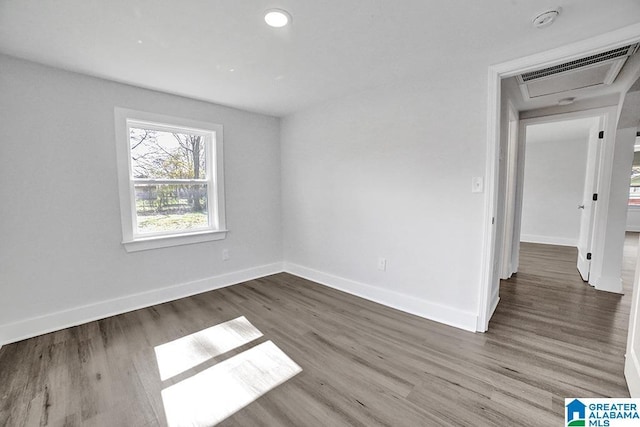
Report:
154,316,263,381
154,316,302,426
161,340,302,427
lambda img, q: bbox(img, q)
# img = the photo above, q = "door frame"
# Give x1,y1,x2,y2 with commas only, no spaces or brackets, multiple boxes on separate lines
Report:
477,23,640,332
625,234,640,396
499,101,519,280
515,110,613,283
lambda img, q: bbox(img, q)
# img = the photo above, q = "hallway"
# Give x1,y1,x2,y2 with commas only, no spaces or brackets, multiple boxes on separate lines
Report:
490,233,638,408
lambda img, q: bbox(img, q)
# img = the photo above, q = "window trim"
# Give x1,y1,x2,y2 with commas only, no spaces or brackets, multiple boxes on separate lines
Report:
114,108,227,252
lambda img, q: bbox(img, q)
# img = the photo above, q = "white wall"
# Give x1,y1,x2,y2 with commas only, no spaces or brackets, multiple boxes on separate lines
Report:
281,68,486,331
0,55,283,344
520,121,593,247
591,79,640,293
596,127,636,292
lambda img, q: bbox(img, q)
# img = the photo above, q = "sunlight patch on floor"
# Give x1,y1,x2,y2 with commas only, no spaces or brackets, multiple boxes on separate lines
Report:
154,316,263,380
161,340,302,427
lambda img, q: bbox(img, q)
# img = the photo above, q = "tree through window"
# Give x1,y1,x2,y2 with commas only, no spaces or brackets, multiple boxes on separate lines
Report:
630,144,640,206
130,126,209,233
114,109,226,251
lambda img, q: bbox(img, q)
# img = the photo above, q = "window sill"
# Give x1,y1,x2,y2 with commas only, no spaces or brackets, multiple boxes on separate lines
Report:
123,229,228,252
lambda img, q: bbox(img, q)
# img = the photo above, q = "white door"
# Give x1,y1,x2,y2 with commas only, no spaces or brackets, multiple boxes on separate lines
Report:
576,127,602,281
625,235,640,396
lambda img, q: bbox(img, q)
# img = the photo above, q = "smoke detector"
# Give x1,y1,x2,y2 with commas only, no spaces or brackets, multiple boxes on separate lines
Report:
532,8,561,29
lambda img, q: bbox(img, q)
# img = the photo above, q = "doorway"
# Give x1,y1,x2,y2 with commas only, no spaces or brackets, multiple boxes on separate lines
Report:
518,114,602,283
478,24,640,332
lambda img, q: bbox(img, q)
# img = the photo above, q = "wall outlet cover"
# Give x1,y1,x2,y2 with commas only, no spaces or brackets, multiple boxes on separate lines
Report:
472,177,484,193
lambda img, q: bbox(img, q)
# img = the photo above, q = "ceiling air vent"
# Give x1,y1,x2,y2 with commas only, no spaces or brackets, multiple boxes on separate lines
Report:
516,44,639,100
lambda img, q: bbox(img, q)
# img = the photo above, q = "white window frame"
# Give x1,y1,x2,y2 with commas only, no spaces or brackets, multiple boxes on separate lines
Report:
630,139,640,209
114,108,227,252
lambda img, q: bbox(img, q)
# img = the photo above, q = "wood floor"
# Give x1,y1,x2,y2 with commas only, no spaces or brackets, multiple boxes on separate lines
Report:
0,235,637,426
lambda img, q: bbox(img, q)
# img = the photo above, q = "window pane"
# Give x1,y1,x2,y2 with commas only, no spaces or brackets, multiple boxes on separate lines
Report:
130,127,207,179
630,187,640,206
630,151,640,205
135,184,209,233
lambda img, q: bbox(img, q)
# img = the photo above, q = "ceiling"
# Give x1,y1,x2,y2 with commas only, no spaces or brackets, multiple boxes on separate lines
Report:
1,1,640,116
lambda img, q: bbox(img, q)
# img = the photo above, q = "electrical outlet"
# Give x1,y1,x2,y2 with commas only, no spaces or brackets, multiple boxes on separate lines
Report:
222,249,230,261
378,257,387,271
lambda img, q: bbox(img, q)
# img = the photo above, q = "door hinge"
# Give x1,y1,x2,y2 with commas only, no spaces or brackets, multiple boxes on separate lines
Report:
593,193,598,201
587,252,592,260
492,217,495,225
598,131,604,139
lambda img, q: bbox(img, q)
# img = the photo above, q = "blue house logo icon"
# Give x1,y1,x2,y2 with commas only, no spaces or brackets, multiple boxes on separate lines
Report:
566,399,586,426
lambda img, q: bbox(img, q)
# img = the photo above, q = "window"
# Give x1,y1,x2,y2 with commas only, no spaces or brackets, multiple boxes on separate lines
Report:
115,108,226,251
630,139,640,207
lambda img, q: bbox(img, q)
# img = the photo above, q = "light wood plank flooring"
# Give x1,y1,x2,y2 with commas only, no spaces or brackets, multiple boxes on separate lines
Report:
0,235,637,426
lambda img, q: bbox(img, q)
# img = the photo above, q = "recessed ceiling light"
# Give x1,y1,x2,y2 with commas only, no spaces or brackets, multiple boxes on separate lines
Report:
532,8,561,29
264,9,291,28
558,97,576,106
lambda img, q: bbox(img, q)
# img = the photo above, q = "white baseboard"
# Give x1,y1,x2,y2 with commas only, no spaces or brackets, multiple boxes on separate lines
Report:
476,286,500,332
520,234,577,247
593,275,624,294
626,351,640,397
1,261,480,345
284,263,477,332
0,263,284,346
489,288,500,320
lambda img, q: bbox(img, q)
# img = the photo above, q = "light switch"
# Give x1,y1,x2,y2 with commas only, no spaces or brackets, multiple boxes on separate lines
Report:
472,177,484,193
